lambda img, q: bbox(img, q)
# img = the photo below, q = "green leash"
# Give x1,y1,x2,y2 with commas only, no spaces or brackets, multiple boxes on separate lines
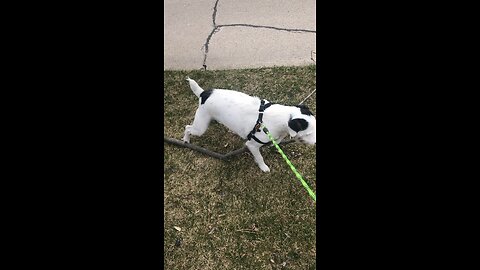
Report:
261,125,316,202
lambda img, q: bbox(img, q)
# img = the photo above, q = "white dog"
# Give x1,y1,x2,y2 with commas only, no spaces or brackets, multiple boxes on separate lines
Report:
183,78,316,172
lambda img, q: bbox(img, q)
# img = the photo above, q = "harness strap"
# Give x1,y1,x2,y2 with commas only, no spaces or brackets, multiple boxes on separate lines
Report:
247,100,274,144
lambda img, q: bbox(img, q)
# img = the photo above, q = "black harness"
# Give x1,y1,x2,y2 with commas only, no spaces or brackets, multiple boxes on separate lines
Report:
247,99,274,144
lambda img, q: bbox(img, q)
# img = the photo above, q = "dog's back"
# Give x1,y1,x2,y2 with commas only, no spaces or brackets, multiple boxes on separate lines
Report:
186,78,264,138
199,89,262,138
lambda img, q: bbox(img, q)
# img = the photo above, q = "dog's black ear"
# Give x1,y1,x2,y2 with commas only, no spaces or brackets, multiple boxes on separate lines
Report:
288,118,309,137
295,105,313,116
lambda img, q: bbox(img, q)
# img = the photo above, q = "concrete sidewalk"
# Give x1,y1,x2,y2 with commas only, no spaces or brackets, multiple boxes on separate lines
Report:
164,0,316,70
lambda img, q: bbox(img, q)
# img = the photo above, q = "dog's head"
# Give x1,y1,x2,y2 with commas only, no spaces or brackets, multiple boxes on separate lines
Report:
287,105,316,145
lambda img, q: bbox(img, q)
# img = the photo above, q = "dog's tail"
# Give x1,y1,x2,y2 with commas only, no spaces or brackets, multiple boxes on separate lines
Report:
185,77,204,98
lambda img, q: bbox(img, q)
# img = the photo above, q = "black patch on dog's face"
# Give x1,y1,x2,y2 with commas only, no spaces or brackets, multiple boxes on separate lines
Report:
295,105,313,116
200,89,214,105
288,118,309,132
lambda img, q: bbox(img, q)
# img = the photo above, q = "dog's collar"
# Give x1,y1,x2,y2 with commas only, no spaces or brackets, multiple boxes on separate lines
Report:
247,99,274,144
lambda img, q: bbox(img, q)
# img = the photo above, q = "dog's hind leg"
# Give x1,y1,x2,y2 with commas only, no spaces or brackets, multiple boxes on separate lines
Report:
182,108,211,143
246,141,270,172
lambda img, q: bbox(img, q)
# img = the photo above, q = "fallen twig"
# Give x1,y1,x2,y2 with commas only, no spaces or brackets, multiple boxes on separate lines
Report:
236,229,257,234
298,88,316,105
164,136,295,160
164,136,226,160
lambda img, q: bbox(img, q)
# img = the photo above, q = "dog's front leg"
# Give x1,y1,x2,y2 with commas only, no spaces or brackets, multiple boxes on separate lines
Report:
182,108,211,143
246,141,270,172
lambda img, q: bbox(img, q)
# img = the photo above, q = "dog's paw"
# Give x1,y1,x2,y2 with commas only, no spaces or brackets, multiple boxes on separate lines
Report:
259,164,270,173
182,136,190,144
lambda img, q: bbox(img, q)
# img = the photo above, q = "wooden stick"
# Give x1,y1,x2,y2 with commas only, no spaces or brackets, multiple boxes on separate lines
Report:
164,136,296,160
299,88,316,105
164,136,227,160
223,146,248,159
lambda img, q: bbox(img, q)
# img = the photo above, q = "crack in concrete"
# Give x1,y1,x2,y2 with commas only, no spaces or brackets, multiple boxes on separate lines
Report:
212,0,219,27
202,0,221,69
201,0,316,69
202,27,220,69
219,23,316,33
